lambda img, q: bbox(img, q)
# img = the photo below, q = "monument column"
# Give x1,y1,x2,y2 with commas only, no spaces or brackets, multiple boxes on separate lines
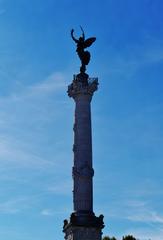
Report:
63,28,104,240
70,75,96,215
63,75,104,240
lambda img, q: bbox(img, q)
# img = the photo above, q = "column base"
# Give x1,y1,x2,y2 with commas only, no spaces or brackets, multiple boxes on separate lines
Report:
63,212,104,240
63,225,103,240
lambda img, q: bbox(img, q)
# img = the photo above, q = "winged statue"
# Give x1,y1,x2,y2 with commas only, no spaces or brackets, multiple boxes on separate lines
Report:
71,27,96,73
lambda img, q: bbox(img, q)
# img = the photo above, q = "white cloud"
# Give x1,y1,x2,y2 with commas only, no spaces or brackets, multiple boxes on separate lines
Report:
98,186,163,240
126,210,163,224
126,200,147,208
28,72,67,95
41,207,69,216
41,209,54,216
0,71,67,104
123,227,163,240
108,197,163,225
0,136,55,170
0,197,30,214
0,71,69,171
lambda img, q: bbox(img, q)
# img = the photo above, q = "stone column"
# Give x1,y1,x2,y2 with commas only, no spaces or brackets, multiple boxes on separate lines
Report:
72,82,94,215
63,74,104,240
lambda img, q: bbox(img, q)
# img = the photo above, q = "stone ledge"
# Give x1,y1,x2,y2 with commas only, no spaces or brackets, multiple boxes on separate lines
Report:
63,212,104,231
68,74,98,98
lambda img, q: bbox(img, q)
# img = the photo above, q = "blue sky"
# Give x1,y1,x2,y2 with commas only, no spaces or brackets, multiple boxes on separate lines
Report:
0,0,163,240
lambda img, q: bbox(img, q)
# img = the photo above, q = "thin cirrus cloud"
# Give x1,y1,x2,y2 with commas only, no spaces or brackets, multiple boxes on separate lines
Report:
0,71,67,103
41,208,69,216
126,210,163,224
0,197,32,214
101,198,163,240
123,227,163,240
123,199,163,225
27,72,67,96
0,136,56,170
0,71,70,190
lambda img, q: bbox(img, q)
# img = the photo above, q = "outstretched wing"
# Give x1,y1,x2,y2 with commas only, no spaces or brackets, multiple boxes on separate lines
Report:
84,37,96,48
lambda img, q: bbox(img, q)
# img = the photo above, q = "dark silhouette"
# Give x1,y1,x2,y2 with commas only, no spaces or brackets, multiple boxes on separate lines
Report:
71,26,96,74
63,219,68,228
122,235,136,240
103,236,117,240
103,235,137,240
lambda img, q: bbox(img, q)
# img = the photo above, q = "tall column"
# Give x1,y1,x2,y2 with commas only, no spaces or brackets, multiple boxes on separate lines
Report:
72,78,94,215
63,74,104,240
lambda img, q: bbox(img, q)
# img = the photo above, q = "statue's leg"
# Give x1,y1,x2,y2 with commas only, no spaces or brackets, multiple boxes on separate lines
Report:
80,64,86,73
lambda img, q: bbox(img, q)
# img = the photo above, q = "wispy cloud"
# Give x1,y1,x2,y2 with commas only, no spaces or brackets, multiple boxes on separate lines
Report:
28,72,67,96
126,208,163,224
0,136,55,169
0,71,68,171
41,209,55,216
0,197,31,214
0,71,67,102
106,196,163,225
123,227,163,240
97,181,163,239
41,207,69,216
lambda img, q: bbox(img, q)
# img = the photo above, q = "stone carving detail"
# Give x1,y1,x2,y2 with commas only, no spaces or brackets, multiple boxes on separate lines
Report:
63,219,68,228
68,75,98,98
64,226,103,240
73,165,94,178
74,227,101,240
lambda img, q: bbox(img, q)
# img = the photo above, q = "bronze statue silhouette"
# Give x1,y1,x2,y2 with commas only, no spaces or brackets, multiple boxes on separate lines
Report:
71,27,96,74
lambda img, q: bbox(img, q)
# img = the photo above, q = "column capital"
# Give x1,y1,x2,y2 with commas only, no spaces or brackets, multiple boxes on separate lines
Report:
67,74,98,99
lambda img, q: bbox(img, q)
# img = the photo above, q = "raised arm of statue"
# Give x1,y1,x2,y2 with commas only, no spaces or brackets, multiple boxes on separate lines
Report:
71,29,78,43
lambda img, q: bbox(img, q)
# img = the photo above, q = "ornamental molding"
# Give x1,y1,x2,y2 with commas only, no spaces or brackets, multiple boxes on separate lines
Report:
68,75,98,98
73,165,94,179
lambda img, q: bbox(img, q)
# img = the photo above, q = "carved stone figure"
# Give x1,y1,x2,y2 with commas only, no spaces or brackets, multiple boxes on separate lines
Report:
71,26,96,74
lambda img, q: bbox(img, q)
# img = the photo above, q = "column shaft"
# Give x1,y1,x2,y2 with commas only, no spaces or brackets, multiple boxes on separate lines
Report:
63,77,104,239
73,95,94,213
